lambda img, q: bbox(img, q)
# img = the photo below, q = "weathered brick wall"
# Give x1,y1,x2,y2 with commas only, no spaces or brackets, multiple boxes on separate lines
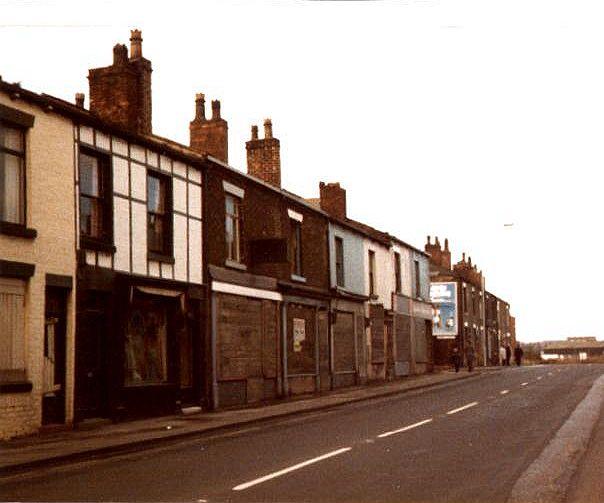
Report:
0,94,76,439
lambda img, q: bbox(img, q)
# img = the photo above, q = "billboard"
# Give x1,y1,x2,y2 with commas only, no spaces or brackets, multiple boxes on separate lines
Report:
430,282,458,338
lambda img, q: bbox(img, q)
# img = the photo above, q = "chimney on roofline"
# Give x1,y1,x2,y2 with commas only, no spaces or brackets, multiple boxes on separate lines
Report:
319,182,347,220
88,29,152,134
246,118,281,188
189,92,229,163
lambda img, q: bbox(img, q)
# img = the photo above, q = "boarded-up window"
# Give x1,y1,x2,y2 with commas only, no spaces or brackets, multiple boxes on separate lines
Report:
370,304,384,363
395,314,411,362
415,318,428,363
333,311,355,372
0,278,26,381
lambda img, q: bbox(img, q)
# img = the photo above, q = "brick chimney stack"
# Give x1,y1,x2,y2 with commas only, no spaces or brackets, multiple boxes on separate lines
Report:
425,236,452,270
75,93,85,108
88,29,152,134
189,93,229,163
319,182,347,220
246,119,281,188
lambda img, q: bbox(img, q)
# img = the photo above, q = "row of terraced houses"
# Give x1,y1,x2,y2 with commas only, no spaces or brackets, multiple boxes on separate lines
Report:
0,31,515,439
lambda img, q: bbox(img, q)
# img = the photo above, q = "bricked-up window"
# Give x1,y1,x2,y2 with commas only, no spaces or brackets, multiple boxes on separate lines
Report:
335,237,345,287
290,220,302,276
0,277,26,382
394,252,402,293
0,123,25,225
79,149,112,245
368,250,376,297
147,173,172,256
414,260,420,298
225,194,242,262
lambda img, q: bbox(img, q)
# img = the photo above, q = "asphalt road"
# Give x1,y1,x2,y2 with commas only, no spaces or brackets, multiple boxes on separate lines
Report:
2,364,603,503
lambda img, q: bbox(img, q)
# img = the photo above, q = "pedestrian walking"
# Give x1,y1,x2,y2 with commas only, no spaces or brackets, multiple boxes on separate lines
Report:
514,345,524,366
466,345,476,372
505,344,512,366
450,347,461,373
499,345,506,366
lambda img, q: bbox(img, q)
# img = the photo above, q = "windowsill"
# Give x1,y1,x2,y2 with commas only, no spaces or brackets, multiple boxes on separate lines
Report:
0,380,33,394
291,274,307,283
80,236,116,254
148,251,176,264
225,259,247,271
369,294,379,300
0,221,37,239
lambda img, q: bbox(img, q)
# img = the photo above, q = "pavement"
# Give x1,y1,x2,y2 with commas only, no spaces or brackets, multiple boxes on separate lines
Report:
0,367,491,476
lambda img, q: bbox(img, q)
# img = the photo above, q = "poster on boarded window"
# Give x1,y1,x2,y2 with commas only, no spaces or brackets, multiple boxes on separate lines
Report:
293,318,306,352
430,282,458,338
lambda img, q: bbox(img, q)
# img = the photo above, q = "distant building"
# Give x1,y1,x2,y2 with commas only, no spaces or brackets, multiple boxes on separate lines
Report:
541,337,604,362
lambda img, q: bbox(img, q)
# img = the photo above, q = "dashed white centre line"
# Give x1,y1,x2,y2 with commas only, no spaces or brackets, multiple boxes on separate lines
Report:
446,401,479,415
500,390,510,395
537,376,543,380
521,382,528,386
232,447,351,491
378,418,433,438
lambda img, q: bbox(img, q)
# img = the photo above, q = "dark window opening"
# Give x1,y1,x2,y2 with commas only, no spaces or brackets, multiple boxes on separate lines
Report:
335,237,345,287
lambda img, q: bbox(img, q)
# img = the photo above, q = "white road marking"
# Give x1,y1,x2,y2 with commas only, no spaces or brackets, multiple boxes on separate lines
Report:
500,390,510,395
232,447,352,491
521,382,529,386
377,418,433,438
446,401,479,415
537,376,543,380
548,372,553,376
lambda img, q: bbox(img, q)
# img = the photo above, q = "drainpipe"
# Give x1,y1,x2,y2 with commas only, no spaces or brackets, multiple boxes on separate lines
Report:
210,289,219,409
281,301,289,397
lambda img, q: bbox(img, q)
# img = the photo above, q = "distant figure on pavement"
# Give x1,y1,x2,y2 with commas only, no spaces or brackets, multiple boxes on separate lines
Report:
499,345,506,366
514,345,524,366
505,344,512,366
450,347,461,373
466,346,476,372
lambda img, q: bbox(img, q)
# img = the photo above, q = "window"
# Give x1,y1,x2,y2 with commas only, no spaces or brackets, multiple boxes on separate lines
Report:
0,122,25,225
335,237,345,287
368,250,376,297
394,252,402,293
290,219,302,276
225,193,242,262
147,173,172,256
414,260,420,298
463,285,468,313
0,278,26,382
79,149,112,245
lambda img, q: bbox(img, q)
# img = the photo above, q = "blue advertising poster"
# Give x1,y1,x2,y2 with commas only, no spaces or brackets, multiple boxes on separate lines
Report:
430,282,458,338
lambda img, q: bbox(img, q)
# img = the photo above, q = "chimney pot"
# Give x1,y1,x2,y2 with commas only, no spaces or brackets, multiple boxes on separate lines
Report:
211,100,221,120
75,93,85,108
130,29,143,59
112,44,128,66
194,93,206,121
427,235,431,244
264,118,273,139
251,125,258,140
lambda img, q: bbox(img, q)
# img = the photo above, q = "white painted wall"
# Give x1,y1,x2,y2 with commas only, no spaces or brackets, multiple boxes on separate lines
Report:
76,127,203,285
363,238,394,310
328,223,365,295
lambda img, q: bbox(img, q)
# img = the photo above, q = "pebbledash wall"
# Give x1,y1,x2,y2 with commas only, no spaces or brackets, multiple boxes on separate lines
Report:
0,90,76,439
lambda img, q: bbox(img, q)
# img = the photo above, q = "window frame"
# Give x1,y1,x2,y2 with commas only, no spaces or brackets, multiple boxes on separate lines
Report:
225,193,242,264
78,146,114,252
0,120,26,228
413,259,421,298
0,277,27,385
368,250,376,297
146,170,173,261
394,252,402,294
335,236,345,288
290,218,303,277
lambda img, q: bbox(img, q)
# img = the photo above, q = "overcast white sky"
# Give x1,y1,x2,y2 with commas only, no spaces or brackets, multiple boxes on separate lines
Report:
2,0,603,343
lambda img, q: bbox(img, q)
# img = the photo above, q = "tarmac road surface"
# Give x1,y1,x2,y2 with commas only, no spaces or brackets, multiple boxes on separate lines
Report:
1,364,602,503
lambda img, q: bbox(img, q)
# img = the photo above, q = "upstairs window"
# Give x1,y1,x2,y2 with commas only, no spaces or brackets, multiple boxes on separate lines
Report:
225,193,242,263
413,259,420,298
335,237,345,287
290,219,302,277
368,250,376,297
79,149,112,245
147,173,172,256
394,252,402,293
0,123,25,225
